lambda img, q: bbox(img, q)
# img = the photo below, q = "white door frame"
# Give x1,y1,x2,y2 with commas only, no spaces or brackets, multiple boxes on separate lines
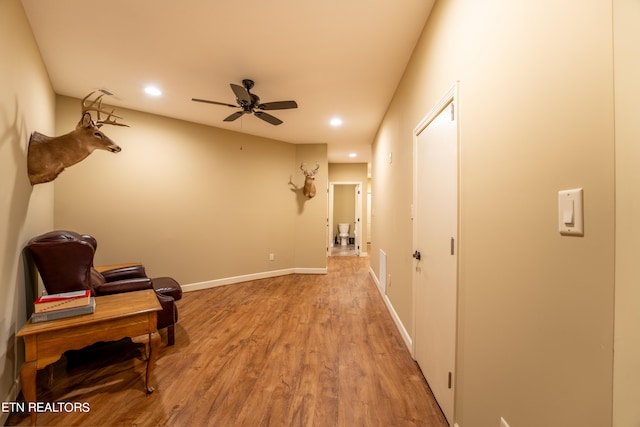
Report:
328,181,363,256
412,82,460,423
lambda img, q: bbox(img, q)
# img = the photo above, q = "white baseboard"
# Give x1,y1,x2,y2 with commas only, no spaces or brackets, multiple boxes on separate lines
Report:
368,266,412,352
293,267,327,275
181,267,327,293
369,265,384,294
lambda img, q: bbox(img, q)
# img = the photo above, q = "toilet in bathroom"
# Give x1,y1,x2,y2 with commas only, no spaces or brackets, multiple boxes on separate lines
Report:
338,223,350,246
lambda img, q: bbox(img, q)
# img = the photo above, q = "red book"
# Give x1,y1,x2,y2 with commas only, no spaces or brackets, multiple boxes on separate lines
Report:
34,289,91,313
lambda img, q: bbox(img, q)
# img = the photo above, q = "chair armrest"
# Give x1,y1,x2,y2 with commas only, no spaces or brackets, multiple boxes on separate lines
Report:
94,262,143,273
93,277,153,295
98,264,148,282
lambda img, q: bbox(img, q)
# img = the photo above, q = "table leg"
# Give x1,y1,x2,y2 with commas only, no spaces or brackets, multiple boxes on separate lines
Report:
20,361,37,426
46,364,54,388
145,331,160,394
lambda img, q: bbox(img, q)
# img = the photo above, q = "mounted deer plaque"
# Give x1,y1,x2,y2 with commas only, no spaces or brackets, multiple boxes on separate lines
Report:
300,162,320,198
27,92,128,185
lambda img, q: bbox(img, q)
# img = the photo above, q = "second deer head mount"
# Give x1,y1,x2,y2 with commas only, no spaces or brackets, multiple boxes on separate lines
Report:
300,162,320,198
27,92,129,185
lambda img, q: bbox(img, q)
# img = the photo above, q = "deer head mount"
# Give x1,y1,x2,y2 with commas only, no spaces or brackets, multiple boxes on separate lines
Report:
27,92,128,185
300,162,320,198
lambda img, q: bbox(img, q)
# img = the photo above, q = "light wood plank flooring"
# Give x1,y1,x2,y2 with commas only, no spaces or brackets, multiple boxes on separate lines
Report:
7,256,447,426
329,244,358,256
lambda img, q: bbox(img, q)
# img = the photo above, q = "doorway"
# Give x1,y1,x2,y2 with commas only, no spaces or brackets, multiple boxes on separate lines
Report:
412,84,459,424
328,182,362,256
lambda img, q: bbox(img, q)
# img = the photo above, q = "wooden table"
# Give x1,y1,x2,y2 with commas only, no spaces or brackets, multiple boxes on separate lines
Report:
16,289,162,426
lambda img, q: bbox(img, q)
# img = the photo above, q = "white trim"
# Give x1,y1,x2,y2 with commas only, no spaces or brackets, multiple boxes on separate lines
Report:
181,267,327,293
293,267,327,275
328,181,364,255
413,83,458,136
369,266,412,352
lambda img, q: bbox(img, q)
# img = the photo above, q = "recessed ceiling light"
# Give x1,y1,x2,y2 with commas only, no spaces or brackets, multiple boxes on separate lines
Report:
144,86,162,96
330,117,343,127
348,153,357,158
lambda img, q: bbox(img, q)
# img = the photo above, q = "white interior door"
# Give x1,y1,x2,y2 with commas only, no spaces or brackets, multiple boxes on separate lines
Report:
413,88,458,424
353,184,361,255
328,184,334,253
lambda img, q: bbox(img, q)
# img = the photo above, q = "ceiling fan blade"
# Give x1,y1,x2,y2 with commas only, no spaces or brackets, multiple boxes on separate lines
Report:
258,100,298,110
224,111,246,122
192,98,237,108
230,84,251,105
254,111,283,126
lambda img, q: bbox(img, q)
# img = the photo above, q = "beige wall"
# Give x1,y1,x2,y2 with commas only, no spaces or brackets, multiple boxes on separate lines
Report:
613,0,640,425
54,96,327,285
371,1,616,426
0,0,55,420
293,144,328,269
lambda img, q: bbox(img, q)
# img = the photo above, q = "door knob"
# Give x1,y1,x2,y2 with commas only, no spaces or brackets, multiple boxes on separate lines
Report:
412,250,421,260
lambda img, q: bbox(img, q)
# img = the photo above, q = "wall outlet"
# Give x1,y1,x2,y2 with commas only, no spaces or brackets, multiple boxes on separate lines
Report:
500,417,511,427
269,253,275,261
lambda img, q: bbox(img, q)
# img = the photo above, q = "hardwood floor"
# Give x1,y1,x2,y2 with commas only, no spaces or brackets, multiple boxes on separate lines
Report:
7,256,448,426
329,244,358,256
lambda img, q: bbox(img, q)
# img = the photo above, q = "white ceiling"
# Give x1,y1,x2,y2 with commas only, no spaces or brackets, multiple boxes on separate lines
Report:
20,0,434,164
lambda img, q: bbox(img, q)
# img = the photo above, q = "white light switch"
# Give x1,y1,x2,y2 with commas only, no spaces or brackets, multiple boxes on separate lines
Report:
558,188,583,236
562,200,574,225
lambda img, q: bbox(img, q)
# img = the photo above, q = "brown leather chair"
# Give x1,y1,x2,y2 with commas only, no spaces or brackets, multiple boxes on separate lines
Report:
27,230,182,345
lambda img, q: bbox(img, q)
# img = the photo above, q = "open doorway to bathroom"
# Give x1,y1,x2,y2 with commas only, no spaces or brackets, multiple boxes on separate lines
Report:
328,182,362,257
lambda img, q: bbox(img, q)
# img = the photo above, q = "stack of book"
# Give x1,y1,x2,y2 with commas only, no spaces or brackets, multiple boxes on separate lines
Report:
32,289,95,323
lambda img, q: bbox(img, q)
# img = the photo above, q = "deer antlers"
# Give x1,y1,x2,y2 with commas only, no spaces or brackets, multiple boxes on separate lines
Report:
81,92,129,128
300,162,320,177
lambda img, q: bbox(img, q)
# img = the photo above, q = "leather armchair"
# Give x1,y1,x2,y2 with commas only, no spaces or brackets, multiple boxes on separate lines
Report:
27,230,182,345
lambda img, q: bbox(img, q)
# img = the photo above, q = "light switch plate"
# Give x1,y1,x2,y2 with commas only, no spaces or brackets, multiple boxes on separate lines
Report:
558,188,583,236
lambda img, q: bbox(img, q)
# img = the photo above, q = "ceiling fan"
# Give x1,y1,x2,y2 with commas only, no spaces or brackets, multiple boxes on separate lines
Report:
192,79,298,126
